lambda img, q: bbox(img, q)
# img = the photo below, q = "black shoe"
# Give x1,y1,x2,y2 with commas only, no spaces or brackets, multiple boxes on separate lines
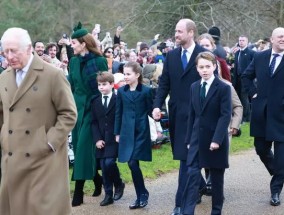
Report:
197,186,207,204
139,192,149,208
92,175,103,197
100,195,114,206
72,191,84,207
171,207,181,215
113,182,125,201
270,193,281,206
129,200,140,209
205,184,212,196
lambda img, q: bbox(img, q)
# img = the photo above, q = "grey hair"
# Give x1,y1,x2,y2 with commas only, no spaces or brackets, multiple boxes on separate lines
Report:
1,27,32,50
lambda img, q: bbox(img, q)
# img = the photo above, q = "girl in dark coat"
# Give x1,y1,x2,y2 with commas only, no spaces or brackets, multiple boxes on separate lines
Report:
114,61,152,209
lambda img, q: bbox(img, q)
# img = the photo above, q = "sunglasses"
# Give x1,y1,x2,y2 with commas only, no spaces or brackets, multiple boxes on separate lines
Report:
107,50,113,54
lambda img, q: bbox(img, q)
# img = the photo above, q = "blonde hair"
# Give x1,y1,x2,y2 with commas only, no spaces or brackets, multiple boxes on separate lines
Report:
197,33,216,50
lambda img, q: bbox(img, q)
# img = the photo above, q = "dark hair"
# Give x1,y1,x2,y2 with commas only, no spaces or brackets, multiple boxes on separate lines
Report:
45,42,58,53
96,71,114,83
195,51,217,65
124,61,143,84
33,41,44,48
103,47,113,57
77,33,102,56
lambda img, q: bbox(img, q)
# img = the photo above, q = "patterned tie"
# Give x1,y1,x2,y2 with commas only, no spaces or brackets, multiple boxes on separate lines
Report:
181,49,188,70
200,82,207,107
16,69,24,87
103,96,108,109
269,53,280,77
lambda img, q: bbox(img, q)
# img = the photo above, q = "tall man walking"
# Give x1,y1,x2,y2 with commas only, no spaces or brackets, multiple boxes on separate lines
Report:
242,27,284,206
0,27,77,215
152,18,206,215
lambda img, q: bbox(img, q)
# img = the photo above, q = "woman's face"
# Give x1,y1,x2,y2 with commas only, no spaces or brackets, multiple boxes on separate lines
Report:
71,39,85,55
199,38,214,52
105,49,113,58
128,51,137,62
124,67,139,86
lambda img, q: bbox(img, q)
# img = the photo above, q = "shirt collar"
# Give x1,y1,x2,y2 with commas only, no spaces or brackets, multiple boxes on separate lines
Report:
17,54,34,73
102,91,113,99
271,49,284,57
201,75,215,86
182,42,196,54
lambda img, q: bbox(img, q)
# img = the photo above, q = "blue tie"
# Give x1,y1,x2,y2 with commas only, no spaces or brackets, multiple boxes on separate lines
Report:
200,82,207,107
181,50,188,70
269,53,279,77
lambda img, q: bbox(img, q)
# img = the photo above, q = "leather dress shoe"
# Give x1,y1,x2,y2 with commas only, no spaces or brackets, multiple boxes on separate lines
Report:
139,192,149,208
171,206,181,215
197,186,207,204
113,182,125,201
270,193,281,206
129,200,141,209
100,195,114,206
72,191,84,207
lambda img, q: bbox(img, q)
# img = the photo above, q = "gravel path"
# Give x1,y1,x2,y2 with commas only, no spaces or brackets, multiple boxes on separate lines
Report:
71,150,284,215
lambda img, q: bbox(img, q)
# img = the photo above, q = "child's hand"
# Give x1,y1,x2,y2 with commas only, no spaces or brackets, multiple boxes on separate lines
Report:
115,135,120,143
96,140,105,149
209,142,219,151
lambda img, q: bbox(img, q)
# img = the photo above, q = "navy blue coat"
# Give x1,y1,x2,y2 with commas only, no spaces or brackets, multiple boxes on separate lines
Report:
114,84,152,162
242,49,284,142
154,44,206,160
185,78,231,168
91,94,118,158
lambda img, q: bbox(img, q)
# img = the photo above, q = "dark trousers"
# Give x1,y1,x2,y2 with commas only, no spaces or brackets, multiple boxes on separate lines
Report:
254,137,284,194
128,160,148,200
100,158,123,196
236,75,250,122
175,160,206,207
181,155,225,215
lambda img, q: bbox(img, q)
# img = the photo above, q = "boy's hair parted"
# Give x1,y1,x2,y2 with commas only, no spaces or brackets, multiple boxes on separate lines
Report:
195,51,217,65
96,71,114,83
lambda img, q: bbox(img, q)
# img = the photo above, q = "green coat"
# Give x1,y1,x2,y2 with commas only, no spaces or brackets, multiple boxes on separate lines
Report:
68,53,108,180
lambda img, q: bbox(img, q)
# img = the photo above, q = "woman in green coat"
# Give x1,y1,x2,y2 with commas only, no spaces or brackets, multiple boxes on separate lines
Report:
68,22,108,206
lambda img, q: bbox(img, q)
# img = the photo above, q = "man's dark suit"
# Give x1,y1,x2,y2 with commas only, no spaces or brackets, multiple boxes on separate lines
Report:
242,49,284,196
91,94,122,196
181,77,231,215
233,47,255,122
154,44,206,207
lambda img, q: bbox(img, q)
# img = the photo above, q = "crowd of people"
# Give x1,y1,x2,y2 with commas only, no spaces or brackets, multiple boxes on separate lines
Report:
0,17,284,215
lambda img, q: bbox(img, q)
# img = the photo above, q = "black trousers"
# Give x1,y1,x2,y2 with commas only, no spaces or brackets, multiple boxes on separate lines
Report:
254,137,284,194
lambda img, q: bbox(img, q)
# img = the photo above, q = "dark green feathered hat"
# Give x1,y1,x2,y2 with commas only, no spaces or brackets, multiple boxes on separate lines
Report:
71,22,88,39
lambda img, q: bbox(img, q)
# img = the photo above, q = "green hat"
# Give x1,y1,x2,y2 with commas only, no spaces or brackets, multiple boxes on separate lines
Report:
71,22,88,39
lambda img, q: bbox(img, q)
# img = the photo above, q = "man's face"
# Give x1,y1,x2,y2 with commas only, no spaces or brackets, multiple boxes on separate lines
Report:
34,42,45,56
48,46,57,59
238,37,248,49
3,38,31,70
175,20,193,47
271,28,284,53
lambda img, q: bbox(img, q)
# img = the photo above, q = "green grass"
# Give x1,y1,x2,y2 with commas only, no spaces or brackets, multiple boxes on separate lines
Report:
70,123,254,195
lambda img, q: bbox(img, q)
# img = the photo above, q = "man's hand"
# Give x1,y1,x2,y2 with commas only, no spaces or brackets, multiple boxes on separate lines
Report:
152,108,161,121
115,135,120,143
154,34,160,41
96,140,105,149
209,142,220,151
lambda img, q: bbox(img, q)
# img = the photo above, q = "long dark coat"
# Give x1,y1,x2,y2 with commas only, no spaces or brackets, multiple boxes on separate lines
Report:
242,49,284,141
114,84,152,162
91,94,118,158
154,45,206,160
68,53,108,180
185,78,231,168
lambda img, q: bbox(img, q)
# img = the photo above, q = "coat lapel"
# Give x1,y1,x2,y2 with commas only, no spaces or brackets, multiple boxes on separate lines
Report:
273,54,284,77
4,68,18,105
123,84,142,102
182,45,203,77
105,94,116,114
10,55,42,107
201,78,218,111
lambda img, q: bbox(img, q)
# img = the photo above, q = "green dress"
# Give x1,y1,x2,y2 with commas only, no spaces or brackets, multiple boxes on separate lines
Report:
68,52,108,180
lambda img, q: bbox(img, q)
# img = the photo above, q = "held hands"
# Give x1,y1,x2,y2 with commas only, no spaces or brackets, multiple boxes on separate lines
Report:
209,142,220,151
152,108,162,121
230,128,238,136
96,140,105,149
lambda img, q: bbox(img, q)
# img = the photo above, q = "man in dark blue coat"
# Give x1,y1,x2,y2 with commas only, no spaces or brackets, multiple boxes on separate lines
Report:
233,35,255,122
242,27,284,207
152,18,206,215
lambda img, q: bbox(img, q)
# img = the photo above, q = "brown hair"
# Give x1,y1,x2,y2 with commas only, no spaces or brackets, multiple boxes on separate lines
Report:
77,33,102,56
124,61,143,84
195,51,217,65
45,42,58,53
96,71,114,83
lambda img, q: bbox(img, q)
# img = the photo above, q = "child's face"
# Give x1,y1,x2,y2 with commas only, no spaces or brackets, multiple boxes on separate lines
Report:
196,58,216,81
98,81,114,95
123,67,139,86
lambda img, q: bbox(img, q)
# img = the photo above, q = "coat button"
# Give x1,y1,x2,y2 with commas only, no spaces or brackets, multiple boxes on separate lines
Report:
25,153,30,157
9,107,14,112
105,123,108,126
25,130,30,135
26,108,31,112
9,130,13,134
8,152,12,156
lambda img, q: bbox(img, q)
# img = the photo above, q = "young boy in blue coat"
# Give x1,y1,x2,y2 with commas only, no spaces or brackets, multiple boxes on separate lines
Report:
91,72,125,206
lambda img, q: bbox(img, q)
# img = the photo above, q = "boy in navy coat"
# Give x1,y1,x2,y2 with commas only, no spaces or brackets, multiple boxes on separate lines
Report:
181,52,231,215
91,72,125,206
